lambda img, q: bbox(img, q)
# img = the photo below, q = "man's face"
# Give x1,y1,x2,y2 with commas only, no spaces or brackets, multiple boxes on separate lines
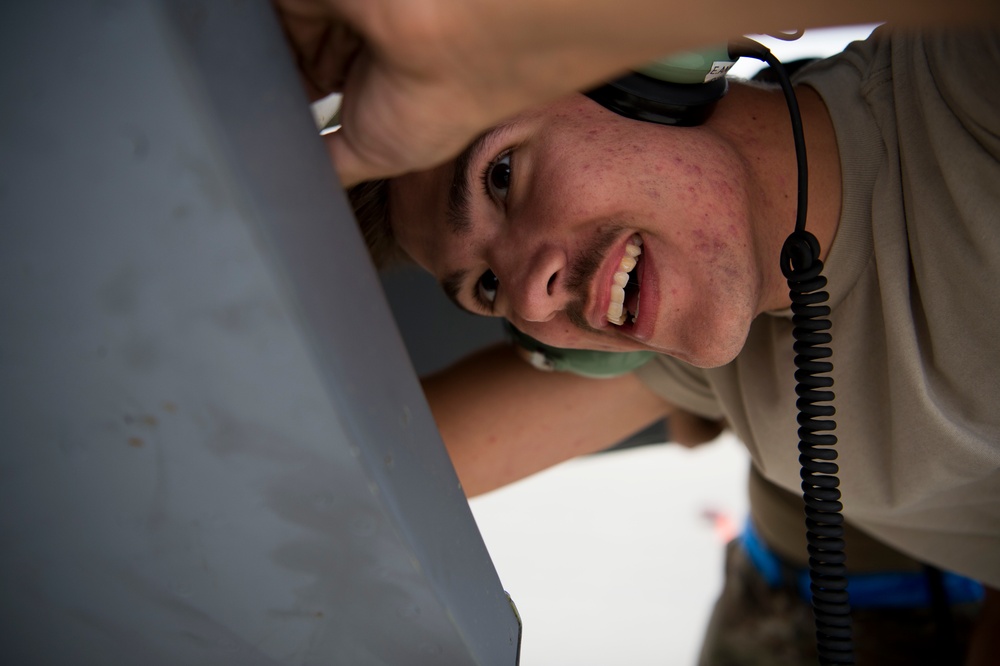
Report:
390,94,766,368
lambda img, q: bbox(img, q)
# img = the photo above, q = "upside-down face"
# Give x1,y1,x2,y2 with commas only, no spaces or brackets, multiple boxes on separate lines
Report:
390,93,766,368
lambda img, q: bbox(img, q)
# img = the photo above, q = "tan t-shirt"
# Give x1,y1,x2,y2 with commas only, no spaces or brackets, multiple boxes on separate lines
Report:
638,27,1000,586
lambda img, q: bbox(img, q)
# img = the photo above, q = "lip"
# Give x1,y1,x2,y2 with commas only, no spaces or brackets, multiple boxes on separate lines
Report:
628,238,658,342
587,233,633,330
587,231,659,341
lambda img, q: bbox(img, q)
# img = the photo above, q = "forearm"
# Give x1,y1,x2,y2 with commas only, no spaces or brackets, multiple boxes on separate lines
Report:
351,0,998,86
280,0,1000,184
422,343,674,497
338,0,999,118
437,0,998,96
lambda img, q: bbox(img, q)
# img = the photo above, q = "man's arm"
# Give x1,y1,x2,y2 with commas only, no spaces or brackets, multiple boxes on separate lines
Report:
274,0,1000,185
421,343,719,497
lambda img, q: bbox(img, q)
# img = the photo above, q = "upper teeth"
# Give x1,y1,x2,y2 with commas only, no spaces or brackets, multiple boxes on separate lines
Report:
607,235,642,325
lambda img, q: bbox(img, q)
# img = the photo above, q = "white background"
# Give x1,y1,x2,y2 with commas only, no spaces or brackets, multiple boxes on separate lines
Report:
471,435,749,666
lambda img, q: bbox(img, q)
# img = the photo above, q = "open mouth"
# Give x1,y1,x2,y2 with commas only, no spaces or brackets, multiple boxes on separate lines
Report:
607,234,643,326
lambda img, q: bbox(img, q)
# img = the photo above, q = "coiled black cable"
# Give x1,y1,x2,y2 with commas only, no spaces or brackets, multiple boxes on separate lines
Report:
732,38,854,665
783,229,852,665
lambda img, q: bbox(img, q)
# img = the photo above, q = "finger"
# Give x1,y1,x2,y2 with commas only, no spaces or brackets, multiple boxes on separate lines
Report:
323,68,452,186
323,131,367,188
322,48,497,186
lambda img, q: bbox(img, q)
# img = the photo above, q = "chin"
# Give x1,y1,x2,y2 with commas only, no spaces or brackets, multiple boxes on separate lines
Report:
649,321,751,369
677,343,745,369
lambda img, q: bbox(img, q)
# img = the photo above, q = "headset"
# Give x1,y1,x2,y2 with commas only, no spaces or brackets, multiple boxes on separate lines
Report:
508,38,853,665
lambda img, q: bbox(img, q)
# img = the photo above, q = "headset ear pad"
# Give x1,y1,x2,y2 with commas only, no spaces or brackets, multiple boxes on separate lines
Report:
585,74,728,127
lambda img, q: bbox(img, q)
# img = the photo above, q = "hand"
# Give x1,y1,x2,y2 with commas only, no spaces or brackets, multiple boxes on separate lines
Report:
271,0,362,101
272,1,996,187
272,0,685,187
273,0,486,186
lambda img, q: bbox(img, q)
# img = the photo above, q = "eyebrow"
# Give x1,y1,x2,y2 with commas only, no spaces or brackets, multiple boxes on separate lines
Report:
446,121,515,235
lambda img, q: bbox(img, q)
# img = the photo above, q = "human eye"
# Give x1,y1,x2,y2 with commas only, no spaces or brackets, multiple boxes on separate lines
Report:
476,269,499,309
481,151,512,204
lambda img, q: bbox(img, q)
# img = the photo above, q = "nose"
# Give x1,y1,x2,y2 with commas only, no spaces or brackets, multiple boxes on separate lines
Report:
494,242,570,323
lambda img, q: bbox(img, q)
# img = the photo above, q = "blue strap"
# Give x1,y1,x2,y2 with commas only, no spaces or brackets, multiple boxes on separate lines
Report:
740,519,984,609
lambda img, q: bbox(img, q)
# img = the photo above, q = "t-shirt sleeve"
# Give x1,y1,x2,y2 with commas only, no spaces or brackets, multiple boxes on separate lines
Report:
921,28,1000,149
634,355,724,420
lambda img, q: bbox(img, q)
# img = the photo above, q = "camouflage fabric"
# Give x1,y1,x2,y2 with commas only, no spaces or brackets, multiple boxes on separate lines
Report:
697,540,982,666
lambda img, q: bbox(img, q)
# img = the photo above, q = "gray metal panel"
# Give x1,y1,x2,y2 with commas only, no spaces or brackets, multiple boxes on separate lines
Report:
0,1,519,664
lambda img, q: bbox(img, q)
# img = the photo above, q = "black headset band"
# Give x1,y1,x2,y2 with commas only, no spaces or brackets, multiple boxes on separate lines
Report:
584,74,728,126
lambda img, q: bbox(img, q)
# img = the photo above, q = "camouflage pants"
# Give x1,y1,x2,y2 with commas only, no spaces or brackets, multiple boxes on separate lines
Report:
697,540,982,666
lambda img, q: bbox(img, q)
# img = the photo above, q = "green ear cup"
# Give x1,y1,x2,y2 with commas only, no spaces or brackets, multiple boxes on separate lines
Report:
584,44,736,127
638,45,735,84
506,324,656,379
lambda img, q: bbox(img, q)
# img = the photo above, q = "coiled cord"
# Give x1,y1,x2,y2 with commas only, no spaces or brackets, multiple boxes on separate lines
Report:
733,37,854,665
782,231,853,665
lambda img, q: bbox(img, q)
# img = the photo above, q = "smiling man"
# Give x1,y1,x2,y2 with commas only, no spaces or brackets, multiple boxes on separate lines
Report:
386,80,839,369
345,24,1000,665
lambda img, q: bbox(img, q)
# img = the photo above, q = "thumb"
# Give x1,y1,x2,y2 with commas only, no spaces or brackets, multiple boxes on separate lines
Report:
323,110,473,188
324,130,368,188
